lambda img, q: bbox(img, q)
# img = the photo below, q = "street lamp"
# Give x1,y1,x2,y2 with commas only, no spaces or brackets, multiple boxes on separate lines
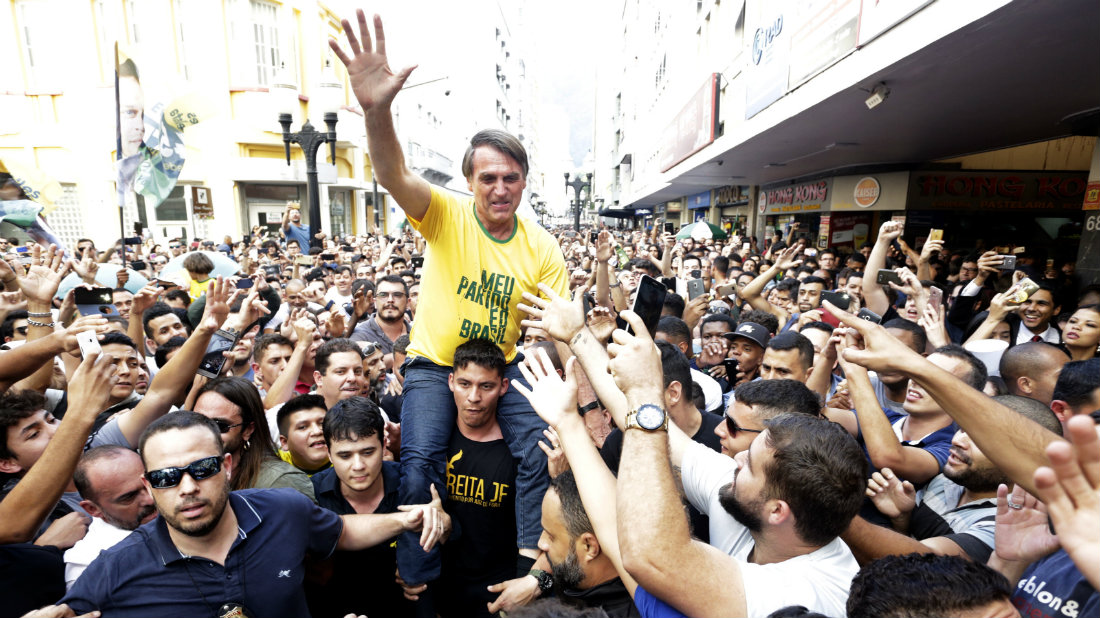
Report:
564,172,592,232
279,112,337,250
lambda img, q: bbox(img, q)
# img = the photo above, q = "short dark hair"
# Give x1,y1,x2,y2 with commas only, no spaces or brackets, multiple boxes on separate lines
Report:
739,310,779,335
628,258,660,277
1052,358,1100,408
656,340,692,393
734,379,821,419
323,396,385,446
762,414,866,546
182,252,214,275
992,394,1062,436
882,318,928,354
932,344,988,391
766,332,814,371
712,255,729,275
164,289,190,307
661,293,685,319
0,389,47,460
138,411,224,468
549,471,593,541
253,334,293,365
142,303,178,339
655,316,691,348
453,338,506,378
461,129,529,179
277,394,328,437
700,313,736,333
153,336,187,368
800,275,826,288
774,278,800,295
847,553,1012,618
74,445,134,501
99,330,138,350
315,338,364,376
376,274,408,295
0,310,29,341
799,321,834,337
393,334,411,355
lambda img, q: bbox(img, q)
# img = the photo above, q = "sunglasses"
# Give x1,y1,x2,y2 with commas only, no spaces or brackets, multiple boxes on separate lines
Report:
145,455,224,489
725,415,764,437
15,326,28,335
212,419,244,434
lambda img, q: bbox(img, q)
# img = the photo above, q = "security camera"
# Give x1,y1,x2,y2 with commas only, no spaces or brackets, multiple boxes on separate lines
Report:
865,83,889,110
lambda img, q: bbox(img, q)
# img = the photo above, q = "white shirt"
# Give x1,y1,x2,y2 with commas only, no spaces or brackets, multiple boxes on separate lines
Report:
64,517,135,590
1014,323,1060,346
680,441,859,618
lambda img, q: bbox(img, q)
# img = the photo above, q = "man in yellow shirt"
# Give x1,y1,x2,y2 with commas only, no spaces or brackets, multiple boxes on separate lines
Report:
332,12,568,610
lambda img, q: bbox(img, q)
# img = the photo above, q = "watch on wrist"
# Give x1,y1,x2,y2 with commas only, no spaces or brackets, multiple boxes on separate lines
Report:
625,403,668,431
529,568,554,594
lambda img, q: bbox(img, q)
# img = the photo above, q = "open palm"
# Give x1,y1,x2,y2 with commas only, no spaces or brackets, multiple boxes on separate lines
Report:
329,11,415,112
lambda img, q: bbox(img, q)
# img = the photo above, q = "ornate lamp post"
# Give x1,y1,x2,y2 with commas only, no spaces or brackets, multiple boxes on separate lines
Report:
564,172,592,233
279,112,337,250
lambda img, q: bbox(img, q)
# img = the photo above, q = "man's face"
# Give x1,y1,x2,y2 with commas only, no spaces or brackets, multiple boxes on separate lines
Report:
317,351,366,404
287,242,301,256
135,358,150,395
682,257,702,277
537,488,588,590
760,347,809,383
818,253,837,270
796,282,824,313
942,429,1004,493
1018,289,1058,332
467,146,526,230
102,343,140,402
363,350,386,393
523,327,550,348
904,353,967,416
254,343,294,391
112,290,134,320
147,313,187,350
288,207,302,223
10,318,28,341
278,407,329,471
769,289,794,313
701,321,733,346
714,400,763,457
355,266,373,280
450,363,508,431
333,270,352,293
194,391,252,456
141,427,231,538
329,432,384,493
959,261,978,282
727,338,764,375
82,451,157,531
118,76,145,158
76,241,93,256
719,432,773,533
1019,346,1066,405
285,283,307,309
0,409,57,474
375,282,408,323
844,275,864,301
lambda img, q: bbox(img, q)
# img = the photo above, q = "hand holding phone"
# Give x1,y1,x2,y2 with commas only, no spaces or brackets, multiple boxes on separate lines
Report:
76,330,101,358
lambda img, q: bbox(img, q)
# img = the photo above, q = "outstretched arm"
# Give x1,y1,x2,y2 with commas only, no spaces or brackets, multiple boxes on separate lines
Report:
739,243,801,322
863,221,901,316
330,11,430,221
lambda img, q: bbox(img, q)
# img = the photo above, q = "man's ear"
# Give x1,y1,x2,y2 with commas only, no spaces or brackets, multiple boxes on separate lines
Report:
1050,399,1069,424
0,457,23,475
146,338,157,354
500,377,510,394
80,499,103,520
1017,376,1034,396
579,531,601,561
664,381,683,408
278,434,289,451
313,370,323,388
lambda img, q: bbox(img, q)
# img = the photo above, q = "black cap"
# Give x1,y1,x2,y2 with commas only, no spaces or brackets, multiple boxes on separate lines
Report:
723,321,770,349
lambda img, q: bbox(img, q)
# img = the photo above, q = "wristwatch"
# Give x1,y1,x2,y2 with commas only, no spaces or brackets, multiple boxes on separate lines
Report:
625,403,668,431
529,569,554,594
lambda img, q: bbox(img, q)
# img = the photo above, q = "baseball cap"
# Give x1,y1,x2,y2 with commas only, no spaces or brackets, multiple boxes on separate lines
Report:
723,321,770,349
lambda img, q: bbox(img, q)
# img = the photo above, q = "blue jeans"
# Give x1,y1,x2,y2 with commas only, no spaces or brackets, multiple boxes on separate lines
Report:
396,354,547,585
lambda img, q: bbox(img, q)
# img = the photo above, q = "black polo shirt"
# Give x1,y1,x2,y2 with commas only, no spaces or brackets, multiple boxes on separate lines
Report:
61,488,343,617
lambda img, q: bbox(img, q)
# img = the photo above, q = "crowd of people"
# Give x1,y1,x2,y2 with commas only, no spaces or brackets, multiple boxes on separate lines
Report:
1,9,1098,618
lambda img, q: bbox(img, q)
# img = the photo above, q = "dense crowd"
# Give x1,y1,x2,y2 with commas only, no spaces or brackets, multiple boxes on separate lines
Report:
1,9,1098,618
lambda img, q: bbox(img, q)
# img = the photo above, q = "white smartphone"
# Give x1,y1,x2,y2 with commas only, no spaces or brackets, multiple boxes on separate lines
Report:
77,330,101,358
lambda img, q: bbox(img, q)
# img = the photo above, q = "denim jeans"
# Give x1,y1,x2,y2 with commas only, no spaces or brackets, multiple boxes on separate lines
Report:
396,353,547,586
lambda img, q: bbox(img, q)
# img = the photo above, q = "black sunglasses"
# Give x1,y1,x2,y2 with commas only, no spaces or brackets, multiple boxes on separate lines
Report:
212,419,244,434
145,455,224,489
725,415,764,437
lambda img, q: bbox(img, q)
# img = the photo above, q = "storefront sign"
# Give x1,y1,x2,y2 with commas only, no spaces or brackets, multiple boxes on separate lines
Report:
191,186,212,218
788,0,859,87
817,215,831,249
745,0,792,119
659,74,721,172
759,179,831,214
907,171,1089,211
1084,181,1100,211
853,177,880,207
830,172,908,211
687,190,712,210
715,185,747,205
857,0,934,46
827,212,872,248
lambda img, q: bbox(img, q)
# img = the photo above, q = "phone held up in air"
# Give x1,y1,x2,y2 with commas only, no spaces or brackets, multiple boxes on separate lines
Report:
624,275,667,337
76,330,101,358
196,329,239,379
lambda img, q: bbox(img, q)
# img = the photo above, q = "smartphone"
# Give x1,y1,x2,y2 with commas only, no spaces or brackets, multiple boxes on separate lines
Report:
998,255,1017,271
821,291,852,312
263,265,280,277
928,229,943,241
295,256,313,266
74,287,119,317
660,277,677,291
664,222,675,234
235,278,254,289
320,253,336,261
341,245,354,252
1007,278,1041,304
129,260,147,271
687,278,706,301
76,330,101,358
714,283,737,298
927,286,943,314
582,292,594,317
590,232,599,244
124,237,142,245
628,275,667,337
615,246,630,265
742,242,750,253
134,221,144,235
324,299,335,311
411,256,425,268
257,247,268,255
722,358,740,376
856,307,882,324
15,246,28,254
196,329,238,379
876,269,903,287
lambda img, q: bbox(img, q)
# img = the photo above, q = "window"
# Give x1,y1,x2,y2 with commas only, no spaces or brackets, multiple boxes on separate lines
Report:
45,184,86,250
15,0,63,89
156,186,188,221
251,0,280,86
93,0,124,83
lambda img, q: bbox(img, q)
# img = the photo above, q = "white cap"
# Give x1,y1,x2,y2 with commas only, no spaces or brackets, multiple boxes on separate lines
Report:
963,338,1010,377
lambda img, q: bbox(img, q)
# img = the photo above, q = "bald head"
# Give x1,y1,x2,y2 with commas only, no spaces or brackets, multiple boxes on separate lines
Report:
999,342,1069,405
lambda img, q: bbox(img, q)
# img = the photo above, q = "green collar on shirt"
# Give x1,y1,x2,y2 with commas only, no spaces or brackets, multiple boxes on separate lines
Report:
473,204,518,244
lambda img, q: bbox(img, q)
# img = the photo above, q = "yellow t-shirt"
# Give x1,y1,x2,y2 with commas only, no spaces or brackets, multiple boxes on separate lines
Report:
188,276,213,303
406,186,568,366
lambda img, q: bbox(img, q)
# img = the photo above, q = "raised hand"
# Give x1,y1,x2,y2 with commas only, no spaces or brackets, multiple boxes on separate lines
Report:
396,484,450,551
538,427,570,479
877,221,902,244
71,249,100,283
823,299,925,375
993,483,1059,565
514,349,578,429
60,315,111,355
200,277,238,331
585,305,617,344
518,283,587,343
773,241,805,272
329,11,416,113
606,310,664,402
919,239,944,263
865,468,916,521
15,244,70,304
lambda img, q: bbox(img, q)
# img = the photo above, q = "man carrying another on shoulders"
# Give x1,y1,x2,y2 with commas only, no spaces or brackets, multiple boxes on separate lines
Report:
331,12,568,611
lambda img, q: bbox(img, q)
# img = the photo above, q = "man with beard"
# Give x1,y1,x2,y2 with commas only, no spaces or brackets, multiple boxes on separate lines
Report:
56,411,449,617
282,201,312,251
64,446,157,588
840,395,1062,563
538,471,638,617
351,274,411,372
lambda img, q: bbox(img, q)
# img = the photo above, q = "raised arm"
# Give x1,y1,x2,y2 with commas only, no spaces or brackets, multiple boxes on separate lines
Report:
863,221,901,316
739,242,801,322
264,314,317,409
330,11,431,220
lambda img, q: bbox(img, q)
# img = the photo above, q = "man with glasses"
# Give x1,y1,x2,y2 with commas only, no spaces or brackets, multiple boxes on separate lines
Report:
712,379,823,459
351,275,411,372
56,411,450,617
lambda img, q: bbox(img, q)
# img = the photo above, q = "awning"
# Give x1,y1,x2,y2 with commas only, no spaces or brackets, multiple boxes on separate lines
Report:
598,208,638,219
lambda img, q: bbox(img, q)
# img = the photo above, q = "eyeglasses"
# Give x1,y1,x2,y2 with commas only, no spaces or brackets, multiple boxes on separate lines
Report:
361,342,380,357
169,244,180,249
725,416,764,437
145,455,224,489
212,419,244,434
376,291,406,299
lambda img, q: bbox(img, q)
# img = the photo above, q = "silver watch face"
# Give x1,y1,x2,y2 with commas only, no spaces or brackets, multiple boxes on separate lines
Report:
636,404,666,430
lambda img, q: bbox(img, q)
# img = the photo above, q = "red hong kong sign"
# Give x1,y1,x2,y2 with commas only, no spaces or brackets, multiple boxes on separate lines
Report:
908,172,1088,210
